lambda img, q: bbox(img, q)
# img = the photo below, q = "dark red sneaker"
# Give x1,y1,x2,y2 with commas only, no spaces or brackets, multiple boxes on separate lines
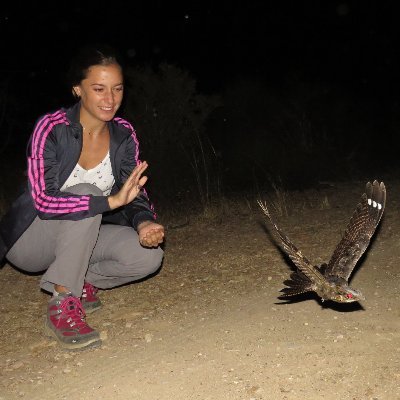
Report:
44,293,101,350
81,282,102,314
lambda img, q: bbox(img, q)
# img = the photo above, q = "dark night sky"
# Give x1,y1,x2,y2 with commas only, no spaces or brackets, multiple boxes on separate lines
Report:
1,0,400,179
2,1,399,93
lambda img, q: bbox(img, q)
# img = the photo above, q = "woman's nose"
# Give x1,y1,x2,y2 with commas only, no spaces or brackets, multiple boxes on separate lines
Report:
103,90,114,103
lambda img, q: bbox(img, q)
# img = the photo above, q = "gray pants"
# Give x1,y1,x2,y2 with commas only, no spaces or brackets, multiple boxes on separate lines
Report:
6,184,164,297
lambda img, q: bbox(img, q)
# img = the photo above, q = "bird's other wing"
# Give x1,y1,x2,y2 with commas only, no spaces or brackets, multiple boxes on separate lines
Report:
257,200,327,287
326,180,386,281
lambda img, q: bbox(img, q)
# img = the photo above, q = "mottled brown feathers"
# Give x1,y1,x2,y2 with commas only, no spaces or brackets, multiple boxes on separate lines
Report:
258,180,386,303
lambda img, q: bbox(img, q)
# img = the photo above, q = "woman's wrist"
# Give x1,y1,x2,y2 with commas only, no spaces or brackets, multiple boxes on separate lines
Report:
107,195,120,210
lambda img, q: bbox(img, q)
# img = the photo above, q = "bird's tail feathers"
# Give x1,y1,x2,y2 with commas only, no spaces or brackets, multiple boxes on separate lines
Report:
279,271,314,298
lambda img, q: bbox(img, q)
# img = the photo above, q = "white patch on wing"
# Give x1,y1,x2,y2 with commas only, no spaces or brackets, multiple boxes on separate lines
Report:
373,200,377,208
368,198,372,205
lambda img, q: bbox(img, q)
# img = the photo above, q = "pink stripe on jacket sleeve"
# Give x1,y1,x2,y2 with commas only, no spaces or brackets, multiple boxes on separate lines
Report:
28,111,91,215
114,117,156,216
114,117,140,163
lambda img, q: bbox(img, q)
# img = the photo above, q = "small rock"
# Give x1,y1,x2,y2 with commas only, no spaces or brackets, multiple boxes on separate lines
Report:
12,361,24,370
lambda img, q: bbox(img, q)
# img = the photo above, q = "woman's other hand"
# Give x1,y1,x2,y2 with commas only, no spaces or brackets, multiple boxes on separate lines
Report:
137,221,165,247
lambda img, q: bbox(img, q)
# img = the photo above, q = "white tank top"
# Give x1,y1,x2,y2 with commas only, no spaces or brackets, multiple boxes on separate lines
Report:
61,151,115,196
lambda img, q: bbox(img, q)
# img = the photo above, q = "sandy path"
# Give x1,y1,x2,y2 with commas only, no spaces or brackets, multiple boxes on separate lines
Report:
1,180,400,399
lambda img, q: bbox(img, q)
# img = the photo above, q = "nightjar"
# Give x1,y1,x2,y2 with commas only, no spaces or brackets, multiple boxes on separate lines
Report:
258,180,386,303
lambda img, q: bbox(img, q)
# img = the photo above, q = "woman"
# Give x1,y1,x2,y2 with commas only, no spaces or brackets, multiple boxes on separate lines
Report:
0,44,165,350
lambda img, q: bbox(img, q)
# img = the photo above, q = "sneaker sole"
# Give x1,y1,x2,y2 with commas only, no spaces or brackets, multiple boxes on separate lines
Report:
44,319,102,351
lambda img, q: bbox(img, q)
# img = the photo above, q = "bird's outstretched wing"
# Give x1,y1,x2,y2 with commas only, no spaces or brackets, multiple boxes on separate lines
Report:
257,200,327,290
326,180,386,281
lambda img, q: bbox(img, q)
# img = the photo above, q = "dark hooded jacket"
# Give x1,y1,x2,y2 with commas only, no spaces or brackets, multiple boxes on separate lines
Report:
0,102,156,261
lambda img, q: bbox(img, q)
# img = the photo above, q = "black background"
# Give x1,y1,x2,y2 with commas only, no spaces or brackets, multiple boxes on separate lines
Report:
1,0,400,192
2,1,399,111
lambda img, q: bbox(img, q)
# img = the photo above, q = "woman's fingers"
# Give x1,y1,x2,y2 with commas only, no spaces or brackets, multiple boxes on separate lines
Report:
125,162,148,188
108,162,150,210
134,161,148,178
140,228,164,247
137,175,148,190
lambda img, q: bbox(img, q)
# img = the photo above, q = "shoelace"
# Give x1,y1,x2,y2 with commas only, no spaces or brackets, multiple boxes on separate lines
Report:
58,296,88,328
82,283,98,299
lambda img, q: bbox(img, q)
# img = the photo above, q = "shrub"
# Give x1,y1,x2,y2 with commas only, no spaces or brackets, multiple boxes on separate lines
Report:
123,63,221,211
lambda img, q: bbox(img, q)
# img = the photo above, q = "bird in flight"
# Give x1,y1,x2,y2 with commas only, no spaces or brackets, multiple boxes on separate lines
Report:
258,180,386,303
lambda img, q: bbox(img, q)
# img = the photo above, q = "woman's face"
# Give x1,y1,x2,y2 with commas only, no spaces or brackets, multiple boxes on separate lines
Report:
73,63,124,123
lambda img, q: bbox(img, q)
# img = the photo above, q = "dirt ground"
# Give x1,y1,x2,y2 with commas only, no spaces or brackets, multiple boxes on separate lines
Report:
1,179,400,400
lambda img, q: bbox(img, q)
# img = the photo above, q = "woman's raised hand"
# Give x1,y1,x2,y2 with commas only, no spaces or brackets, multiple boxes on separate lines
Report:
108,161,148,210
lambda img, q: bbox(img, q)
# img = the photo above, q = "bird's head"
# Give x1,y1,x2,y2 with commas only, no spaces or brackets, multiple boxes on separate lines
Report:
332,285,365,303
